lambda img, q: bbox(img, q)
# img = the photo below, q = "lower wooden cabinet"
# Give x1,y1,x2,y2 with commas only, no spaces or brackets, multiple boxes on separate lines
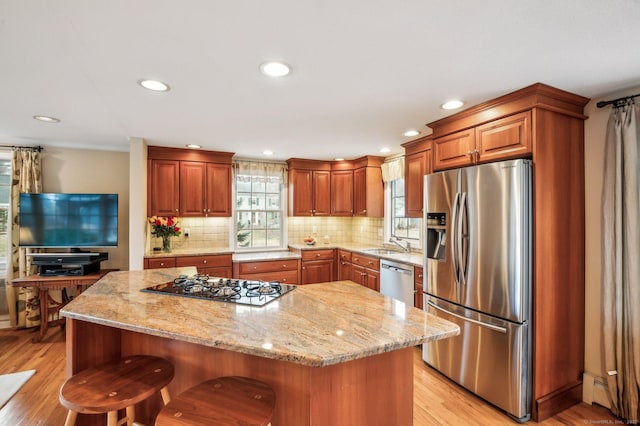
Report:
351,253,380,292
337,249,353,281
414,266,424,310
144,257,176,269
301,249,335,284
144,254,233,277
175,254,233,277
234,259,300,285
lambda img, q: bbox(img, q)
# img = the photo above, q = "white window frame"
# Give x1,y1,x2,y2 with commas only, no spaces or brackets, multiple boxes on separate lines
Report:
384,179,423,250
232,161,288,252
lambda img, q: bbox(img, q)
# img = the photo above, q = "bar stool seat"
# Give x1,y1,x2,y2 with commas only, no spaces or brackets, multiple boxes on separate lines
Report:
155,376,276,426
59,355,174,426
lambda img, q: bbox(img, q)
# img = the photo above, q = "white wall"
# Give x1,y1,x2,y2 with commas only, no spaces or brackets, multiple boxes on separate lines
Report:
41,147,130,271
583,84,640,406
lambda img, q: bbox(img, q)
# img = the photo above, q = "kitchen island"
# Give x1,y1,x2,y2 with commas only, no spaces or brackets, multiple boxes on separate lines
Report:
61,268,459,425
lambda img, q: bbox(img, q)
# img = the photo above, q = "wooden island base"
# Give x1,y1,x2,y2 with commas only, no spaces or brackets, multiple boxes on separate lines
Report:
66,319,414,426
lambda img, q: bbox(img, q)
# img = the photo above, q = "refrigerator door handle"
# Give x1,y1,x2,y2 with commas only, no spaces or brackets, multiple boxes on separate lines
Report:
451,192,460,286
427,300,508,334
459,191,468,286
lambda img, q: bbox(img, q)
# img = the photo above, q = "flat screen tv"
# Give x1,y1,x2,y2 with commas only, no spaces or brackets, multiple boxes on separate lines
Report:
19,193,118,249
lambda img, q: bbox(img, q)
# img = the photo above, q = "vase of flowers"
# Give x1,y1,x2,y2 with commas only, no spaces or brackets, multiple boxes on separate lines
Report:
148,216,181,253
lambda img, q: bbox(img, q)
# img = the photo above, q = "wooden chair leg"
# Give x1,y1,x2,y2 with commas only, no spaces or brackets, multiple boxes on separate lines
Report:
126,405,135,426
64,410,77,426
107,410,118,426
160,386,171,405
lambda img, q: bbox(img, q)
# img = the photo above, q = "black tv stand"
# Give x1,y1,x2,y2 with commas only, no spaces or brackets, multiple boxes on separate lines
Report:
27,252,108,276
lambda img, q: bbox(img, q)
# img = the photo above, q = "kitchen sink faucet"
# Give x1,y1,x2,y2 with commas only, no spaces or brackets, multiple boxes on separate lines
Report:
389,236,410,253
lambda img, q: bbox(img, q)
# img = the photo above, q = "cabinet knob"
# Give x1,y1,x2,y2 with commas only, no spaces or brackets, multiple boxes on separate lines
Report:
368,261,373,265
316,253,321,257
282,278,287,282
418,274,423,278
302,266,306,270
467,150,473,155
203,260,207,264
160,262,164,266
253,266,257,270
282,264,286,268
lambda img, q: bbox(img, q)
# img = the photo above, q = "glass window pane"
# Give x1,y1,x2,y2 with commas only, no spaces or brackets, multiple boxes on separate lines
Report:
252,229,266,246
265,194,279,210
266,230,280,247
236,180,251,193
252,181,265,192
252,195,266,210
237,193,252,210
252,212,266,229
265,182,280,193
266,212,280,229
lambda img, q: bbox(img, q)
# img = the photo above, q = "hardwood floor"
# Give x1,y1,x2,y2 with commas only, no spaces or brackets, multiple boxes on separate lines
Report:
0,327,620,425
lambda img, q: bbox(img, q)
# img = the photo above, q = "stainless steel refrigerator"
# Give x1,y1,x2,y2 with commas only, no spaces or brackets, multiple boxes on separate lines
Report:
422,158,532,422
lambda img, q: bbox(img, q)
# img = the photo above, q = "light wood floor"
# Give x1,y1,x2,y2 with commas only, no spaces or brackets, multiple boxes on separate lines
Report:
0,326,620,425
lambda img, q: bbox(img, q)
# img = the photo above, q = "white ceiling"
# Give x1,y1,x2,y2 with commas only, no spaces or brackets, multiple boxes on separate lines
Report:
1,0,639,161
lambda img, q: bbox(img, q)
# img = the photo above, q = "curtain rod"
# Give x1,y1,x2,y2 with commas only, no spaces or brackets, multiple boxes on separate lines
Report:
596,93,640,109
0,144,43,152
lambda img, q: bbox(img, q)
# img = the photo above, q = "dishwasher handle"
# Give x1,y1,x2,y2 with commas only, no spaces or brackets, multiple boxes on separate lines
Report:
381,263,413,275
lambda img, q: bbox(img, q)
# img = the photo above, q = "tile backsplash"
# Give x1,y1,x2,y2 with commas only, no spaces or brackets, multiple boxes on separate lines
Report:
149,216,387,251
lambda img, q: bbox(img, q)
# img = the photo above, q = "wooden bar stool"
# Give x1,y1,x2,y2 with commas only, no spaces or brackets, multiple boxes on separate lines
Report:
155,376,276,426
59,355,174,426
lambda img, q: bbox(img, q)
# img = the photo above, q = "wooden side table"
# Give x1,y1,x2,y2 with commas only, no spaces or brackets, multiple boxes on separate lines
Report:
11,269,117,343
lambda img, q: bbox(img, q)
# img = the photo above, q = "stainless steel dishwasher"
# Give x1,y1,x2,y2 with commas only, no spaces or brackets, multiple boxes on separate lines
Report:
380,259,415,306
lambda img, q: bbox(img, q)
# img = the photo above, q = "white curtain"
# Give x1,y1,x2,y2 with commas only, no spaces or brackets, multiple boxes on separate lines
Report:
233,160,287,183
601,99,640,422
381,156,404,182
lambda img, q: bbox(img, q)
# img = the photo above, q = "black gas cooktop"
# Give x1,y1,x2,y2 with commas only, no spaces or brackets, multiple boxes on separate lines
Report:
141,274,296,307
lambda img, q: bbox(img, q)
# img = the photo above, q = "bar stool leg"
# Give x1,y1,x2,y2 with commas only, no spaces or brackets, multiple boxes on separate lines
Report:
126,405,135,426
64,410,77,426
107,410,118,426
160,386,171,404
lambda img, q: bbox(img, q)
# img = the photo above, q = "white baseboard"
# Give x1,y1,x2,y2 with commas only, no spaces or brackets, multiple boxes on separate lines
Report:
583,371,611,409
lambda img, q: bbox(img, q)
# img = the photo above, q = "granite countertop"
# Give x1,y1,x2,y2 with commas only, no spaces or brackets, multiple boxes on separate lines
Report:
146,243,423,267
61,268,458,367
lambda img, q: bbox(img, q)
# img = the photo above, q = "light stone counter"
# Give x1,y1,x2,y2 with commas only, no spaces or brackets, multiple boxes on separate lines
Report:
145,247,233,258
289,242,424,267
61,267,457,367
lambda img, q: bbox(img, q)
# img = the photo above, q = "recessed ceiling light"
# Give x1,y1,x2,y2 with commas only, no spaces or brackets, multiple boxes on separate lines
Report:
138,79,170,92
334,157,345,161
33,115,60,123
403,130,421,137
441,100,464,110
262,150,274,156
186,144,201,149
379,147,391,154
259,61,291,77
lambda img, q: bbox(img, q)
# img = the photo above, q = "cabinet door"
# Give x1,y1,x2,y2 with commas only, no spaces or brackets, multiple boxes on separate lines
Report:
149,160,180,216
289,169,314,216
351,264,365,286
433,128,475,171
475,111,532,163
337,260,352,281
353,167,384,217
205,163,231,217
301,259,334,284
364,269,380,292
414,266,424,310
330,170,353,216
313,171,331,216
180,161,206,217
405,149,432,218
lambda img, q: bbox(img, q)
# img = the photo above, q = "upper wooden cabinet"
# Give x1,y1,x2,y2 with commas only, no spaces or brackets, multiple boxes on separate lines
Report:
149,159,180,216
288,159,331,216
148,146,233,217
402,136,433,218
351,156,384,217
432,110,531,171
288,157,384,217
330,170,354,216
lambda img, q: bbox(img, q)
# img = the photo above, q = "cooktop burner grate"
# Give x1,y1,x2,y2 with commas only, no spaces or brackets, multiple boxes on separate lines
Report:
141,274,296,306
